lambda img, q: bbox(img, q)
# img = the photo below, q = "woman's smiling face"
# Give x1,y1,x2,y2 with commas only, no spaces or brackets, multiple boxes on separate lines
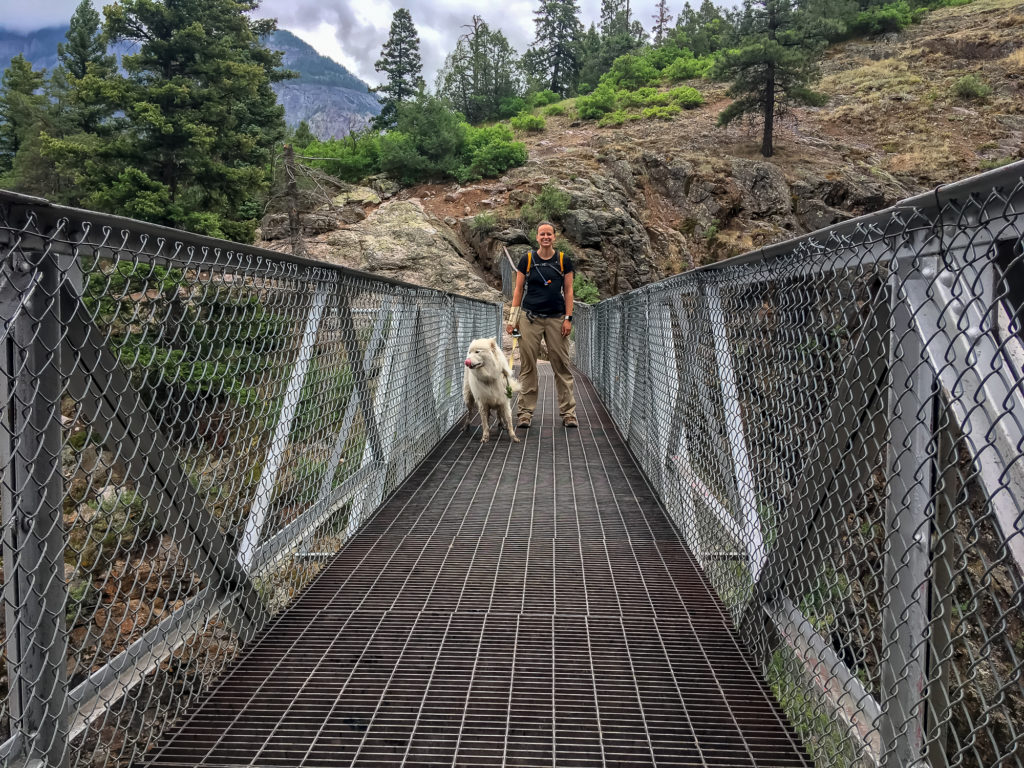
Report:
537,224,555,247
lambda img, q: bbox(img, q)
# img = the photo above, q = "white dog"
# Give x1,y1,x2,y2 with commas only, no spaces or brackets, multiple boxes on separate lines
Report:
463,337,521,443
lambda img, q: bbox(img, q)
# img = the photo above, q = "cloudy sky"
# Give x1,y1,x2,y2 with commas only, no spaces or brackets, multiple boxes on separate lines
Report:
0,0,622,87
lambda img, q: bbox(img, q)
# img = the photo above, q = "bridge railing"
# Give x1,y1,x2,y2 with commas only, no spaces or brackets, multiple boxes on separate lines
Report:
0,190,501,768
574,160,1024,768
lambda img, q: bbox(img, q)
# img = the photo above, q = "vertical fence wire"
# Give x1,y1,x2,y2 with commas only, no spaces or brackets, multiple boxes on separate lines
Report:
0,191,500,768
573,161,1024,768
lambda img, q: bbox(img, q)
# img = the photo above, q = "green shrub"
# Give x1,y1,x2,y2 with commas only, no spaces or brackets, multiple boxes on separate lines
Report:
598,110,640,127
850,1,920,35
544,103,565,116
470,212,498,233
520,184,572,227
531,89,561,106
573,274,600,304
601,54,661,90
642,105,682,120
953,74,991,100
617,87,670,109
509,112,546,132
301,131,382,183
662,53,712,81
499,96,529,119
467,138,528,178
669,85,704,108
576,83,617,120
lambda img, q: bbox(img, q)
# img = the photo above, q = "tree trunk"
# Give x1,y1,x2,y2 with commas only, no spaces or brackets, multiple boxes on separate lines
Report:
761,66,775,158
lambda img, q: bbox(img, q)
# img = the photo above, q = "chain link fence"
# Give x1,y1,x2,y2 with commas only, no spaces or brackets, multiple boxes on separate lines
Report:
0,190,501,768
574,160,1024,768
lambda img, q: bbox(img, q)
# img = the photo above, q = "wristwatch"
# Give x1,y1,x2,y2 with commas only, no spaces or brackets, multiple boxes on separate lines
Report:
564,315,573,322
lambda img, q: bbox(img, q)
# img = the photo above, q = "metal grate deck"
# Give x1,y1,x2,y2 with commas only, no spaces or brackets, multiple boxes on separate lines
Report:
142,366,811,768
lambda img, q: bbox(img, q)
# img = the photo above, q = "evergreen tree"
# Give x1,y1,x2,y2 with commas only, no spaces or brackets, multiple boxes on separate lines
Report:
670,0,731,54
292,120,316,147
576,23,604,92
713,0,826,157
527,1,583,97
98,0,290,240
437,16,522,124
652,0,674,45
58,0,114,80
0,55,47,177
597,0,645,73
372,8,425,131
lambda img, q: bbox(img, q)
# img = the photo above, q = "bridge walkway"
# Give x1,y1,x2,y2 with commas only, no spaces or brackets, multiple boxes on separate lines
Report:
141,365,810,768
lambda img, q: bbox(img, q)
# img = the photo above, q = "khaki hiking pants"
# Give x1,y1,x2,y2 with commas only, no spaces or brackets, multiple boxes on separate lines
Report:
517,314,576,422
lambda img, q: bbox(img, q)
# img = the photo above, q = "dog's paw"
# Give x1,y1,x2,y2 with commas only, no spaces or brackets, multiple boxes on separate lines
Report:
510,434,520,443
480,434,490,443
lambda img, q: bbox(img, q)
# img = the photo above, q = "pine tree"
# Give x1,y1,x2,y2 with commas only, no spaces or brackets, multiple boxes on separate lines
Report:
597,0,644,72
0,55,47,177
437,16,522,124
652,0,674,45
576,23,604,92
58,0,114,80
99,0,290,240
713,0,826,157
527,1,583,97
372,8,424,131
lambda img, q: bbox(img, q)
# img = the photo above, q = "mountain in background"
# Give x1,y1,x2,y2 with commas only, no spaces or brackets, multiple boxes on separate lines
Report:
267,29,381,139
0,25,380,139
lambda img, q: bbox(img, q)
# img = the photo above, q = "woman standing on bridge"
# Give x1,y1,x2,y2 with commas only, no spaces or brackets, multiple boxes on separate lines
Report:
506,220,578,429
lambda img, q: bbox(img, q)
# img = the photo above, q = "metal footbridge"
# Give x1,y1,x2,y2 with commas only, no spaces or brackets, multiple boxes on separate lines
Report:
1,160,1023,768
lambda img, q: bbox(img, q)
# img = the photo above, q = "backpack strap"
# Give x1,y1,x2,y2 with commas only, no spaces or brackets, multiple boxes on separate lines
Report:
559,251,564,273
527,251,532,273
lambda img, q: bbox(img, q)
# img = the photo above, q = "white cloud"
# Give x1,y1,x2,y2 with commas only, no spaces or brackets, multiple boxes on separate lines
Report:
3,0,613,85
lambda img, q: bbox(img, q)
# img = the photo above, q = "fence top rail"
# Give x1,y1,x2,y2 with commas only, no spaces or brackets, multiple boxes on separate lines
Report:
0,188,501,309
615,159,1024,296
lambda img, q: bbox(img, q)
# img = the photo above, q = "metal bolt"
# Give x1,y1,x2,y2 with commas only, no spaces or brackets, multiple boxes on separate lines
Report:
938,270,955,288
948,299,964,317
17,260,31,273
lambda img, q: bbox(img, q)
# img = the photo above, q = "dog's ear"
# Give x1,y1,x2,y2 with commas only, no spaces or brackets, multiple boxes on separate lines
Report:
489,338,499,350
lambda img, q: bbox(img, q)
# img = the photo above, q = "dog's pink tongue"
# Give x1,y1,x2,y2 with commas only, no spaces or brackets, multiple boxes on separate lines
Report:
464,359,473,367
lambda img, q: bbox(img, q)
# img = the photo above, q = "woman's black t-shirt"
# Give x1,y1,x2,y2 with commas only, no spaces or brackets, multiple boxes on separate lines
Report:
517,251,574,316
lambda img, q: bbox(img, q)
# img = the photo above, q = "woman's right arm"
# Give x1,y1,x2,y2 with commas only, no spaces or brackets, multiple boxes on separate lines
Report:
506,272,526,333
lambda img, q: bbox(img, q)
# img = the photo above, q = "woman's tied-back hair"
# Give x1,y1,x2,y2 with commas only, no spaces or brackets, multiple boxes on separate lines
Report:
536,220,555,233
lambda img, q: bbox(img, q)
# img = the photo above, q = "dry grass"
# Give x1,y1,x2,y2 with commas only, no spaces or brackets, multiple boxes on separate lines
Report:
820,59,924,99
1003,48,1024,73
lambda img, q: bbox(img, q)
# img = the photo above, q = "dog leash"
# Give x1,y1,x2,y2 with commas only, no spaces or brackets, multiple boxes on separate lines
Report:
505,329,520,399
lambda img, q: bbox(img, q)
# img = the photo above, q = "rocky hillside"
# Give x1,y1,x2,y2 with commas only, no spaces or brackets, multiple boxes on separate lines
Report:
261,0,1023,301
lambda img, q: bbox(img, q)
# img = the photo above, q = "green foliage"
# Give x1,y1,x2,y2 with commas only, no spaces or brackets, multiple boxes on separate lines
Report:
520,184,572,227
600,54,660,90
98,0,290,240
850,1,921,35
576,82,618,119
372,8,424,131
436,16,522,125
301,132,381,182
292,120,316,147
544,103,566,116
470,212,498,232
669,85,705,108
598,109,641,126
464,135,528,180
0,54,47,177
379,95,467,183
642,104,681,120
509,111,546,131
499,96,530,118
953,74,991,100
617,87,670,108
662,52,715,81
714,0,827,157
526,1,584,97
531,88,562,106
573,273,600,304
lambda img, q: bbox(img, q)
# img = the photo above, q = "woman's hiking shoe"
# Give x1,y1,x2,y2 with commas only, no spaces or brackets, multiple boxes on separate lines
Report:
562,416,578,428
